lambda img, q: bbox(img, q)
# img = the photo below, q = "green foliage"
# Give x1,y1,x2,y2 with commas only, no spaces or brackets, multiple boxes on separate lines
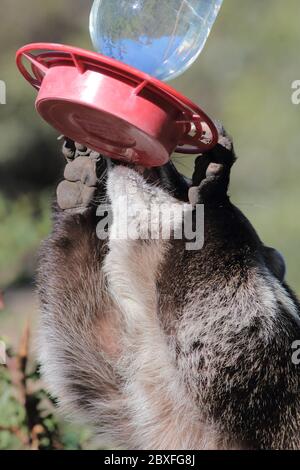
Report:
0,334,93,450
0,193,51,288
0,365,25,449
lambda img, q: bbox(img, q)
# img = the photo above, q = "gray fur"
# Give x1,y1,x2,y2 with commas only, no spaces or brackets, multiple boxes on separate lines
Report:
37,135,300,449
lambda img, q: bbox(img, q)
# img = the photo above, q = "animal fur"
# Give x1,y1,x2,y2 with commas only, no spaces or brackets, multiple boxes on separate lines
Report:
37,134,300,449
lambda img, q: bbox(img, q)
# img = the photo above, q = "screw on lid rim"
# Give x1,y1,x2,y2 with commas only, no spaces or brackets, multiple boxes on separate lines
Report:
16,43,218,154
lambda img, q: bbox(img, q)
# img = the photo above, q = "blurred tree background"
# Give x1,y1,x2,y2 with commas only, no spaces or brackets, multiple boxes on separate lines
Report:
0,0,299,449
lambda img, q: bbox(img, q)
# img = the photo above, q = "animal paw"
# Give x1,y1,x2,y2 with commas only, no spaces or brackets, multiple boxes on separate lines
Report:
57,139,107,213
189,124,236,205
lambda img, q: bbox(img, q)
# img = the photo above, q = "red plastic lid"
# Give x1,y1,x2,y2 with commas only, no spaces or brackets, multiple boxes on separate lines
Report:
16,43,218,166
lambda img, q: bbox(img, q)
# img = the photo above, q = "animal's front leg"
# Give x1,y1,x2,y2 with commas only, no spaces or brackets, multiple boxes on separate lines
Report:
189,128,286,281
38,142,130,448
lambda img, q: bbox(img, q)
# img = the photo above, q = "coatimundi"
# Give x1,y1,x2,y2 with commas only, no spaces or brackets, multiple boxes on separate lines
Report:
37,127,300,449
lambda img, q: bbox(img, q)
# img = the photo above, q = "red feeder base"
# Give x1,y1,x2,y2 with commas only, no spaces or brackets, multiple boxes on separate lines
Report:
16,43,218,167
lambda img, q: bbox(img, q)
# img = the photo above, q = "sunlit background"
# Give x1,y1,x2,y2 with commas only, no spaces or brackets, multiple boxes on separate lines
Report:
0,0,299,449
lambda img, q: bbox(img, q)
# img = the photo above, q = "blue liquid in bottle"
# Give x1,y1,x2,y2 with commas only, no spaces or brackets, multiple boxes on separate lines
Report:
89,0,223,82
